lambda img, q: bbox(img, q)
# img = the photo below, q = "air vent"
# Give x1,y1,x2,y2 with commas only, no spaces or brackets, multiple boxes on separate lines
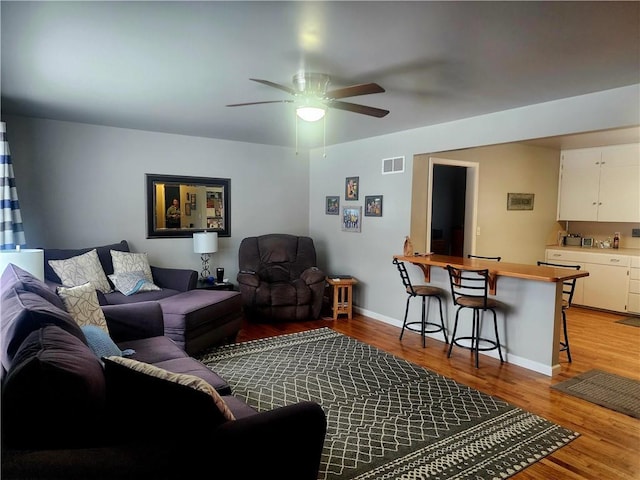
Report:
382,156,404,175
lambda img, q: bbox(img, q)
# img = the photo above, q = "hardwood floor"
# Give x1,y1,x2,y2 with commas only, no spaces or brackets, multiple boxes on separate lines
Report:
235,306,640,479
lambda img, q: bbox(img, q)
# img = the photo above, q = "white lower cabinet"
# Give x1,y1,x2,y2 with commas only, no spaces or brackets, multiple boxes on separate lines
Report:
628,257,640,314
546,249,633,313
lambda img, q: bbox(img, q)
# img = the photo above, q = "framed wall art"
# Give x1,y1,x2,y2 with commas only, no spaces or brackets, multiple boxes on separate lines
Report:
326,196,340,215
507,192,534,210
342,206,362,232
345,176,359,201
364,195,383,217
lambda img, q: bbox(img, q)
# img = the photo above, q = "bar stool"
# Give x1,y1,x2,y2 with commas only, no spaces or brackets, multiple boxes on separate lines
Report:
446,265,504,368
537,261,580,363
467,254,502,261
392,258,448,347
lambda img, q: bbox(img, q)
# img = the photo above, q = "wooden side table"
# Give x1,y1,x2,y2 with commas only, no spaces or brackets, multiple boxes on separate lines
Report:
326,277,358,320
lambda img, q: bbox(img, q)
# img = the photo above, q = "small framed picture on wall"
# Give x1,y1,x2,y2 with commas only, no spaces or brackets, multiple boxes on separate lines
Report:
342,206,362,232
345,176,359,201
326,196,340,215
364,195,383,217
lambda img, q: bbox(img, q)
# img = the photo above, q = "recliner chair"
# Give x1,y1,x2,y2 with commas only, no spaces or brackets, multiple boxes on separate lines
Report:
237,234,326,321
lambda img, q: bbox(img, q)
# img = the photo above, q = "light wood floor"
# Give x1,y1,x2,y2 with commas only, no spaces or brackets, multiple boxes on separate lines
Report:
235,306,640,480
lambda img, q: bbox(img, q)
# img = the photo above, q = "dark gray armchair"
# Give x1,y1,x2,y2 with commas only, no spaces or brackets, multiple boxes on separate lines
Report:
237,234,326,321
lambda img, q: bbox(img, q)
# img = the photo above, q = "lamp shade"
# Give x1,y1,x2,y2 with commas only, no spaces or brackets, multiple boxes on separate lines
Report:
193,231,218,254
0,248,45,281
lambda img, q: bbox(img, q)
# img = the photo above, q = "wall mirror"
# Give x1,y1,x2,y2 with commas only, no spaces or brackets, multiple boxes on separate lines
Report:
146,174,231,238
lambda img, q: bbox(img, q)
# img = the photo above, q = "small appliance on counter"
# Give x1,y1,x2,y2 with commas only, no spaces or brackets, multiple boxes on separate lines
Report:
581,237,593,248
564,234,582,246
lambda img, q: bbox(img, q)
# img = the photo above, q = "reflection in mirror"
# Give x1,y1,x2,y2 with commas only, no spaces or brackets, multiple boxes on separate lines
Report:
146,174,230,238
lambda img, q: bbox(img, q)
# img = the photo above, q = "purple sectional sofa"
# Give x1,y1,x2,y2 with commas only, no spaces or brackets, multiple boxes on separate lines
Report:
43,240,243,354
0,264,326,479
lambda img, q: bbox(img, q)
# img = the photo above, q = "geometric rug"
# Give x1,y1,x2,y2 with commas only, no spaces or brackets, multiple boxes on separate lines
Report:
552,369,640,419
615,316,640,327
198,328,579,480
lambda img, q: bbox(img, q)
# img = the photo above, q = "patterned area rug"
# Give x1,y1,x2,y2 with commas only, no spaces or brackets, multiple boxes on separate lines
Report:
552,369,640,419
198,328,578,480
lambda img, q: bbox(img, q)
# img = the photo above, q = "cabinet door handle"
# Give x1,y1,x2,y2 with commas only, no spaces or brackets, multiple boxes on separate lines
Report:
552,253,561,257
610,259,620,263
592,202,597,205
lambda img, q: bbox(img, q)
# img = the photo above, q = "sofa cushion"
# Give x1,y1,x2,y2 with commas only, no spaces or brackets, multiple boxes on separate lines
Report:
4,263,66,309
102,288,181,305
108,270,161,296
43,240,130,283
1,325,107,448
57,282,109,332
1,283,86,374
111,250,154,283
153,357,232,395
117,335,188,362
48,249,113,294
103,356,234,439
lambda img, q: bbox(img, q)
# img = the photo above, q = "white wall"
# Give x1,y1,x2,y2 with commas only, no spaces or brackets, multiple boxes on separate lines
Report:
309,84,640,328
5,116,311,280
5,84,639,330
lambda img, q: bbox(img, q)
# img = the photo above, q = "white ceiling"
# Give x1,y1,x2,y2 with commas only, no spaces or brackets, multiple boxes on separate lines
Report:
1,1,639,149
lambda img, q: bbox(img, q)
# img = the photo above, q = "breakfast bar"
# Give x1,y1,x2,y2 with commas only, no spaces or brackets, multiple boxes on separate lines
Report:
393,254,589,376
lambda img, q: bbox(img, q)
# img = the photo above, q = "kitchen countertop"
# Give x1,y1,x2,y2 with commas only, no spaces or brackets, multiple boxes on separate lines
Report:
545,245,640,256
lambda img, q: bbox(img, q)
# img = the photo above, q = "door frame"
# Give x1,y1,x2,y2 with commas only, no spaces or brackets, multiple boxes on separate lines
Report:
426,157,479,256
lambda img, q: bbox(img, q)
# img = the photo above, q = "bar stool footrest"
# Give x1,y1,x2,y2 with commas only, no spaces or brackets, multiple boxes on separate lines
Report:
451,336,500,352
403,321,446,335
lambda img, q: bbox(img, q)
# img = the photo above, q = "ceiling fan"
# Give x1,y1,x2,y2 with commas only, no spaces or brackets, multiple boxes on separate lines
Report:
226,72,389,122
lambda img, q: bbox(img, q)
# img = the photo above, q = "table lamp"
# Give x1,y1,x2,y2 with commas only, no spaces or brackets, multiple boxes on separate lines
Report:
0,247,45,281
193,231,218,279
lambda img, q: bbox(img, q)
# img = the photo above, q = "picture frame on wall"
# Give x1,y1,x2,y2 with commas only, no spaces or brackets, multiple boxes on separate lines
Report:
507,192,534,210
345,176,359,201
326,196,340,215
342,206,362,232
364,195,383,217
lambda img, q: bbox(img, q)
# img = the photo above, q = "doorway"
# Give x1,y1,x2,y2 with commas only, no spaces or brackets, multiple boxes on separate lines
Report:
426,157,479,256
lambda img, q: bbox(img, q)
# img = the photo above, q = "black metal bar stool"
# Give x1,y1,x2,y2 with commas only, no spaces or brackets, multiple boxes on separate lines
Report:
537,261,580,363
446,265,504,368
392,258,448,347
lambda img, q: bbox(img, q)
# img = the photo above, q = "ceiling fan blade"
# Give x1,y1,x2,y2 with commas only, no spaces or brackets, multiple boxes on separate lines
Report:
330,100,389,118
226,100,293,107
326,83,385,99
250,78,297,95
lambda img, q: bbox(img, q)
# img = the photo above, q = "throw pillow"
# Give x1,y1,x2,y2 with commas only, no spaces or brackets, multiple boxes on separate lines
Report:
2,325,107,449
111,250,154,284
57,282,109,332
48,249,112,294
108,270,161,296
104,356,235,424
81,325,123,358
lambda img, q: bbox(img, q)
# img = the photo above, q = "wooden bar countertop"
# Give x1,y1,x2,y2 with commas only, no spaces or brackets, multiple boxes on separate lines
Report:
393,254,589,294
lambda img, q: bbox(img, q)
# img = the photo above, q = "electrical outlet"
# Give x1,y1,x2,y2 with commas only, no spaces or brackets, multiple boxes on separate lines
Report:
476,227,481,236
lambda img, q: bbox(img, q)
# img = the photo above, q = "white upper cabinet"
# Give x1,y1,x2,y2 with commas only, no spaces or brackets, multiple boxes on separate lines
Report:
558,144,640,222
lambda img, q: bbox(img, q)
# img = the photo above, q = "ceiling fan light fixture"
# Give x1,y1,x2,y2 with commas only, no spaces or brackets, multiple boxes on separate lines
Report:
296,105,326,122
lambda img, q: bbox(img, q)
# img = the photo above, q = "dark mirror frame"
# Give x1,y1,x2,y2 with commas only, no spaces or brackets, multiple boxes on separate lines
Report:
146,173,231,239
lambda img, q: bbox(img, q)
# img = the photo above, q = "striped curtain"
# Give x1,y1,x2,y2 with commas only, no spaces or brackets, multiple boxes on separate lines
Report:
1,122,26,249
